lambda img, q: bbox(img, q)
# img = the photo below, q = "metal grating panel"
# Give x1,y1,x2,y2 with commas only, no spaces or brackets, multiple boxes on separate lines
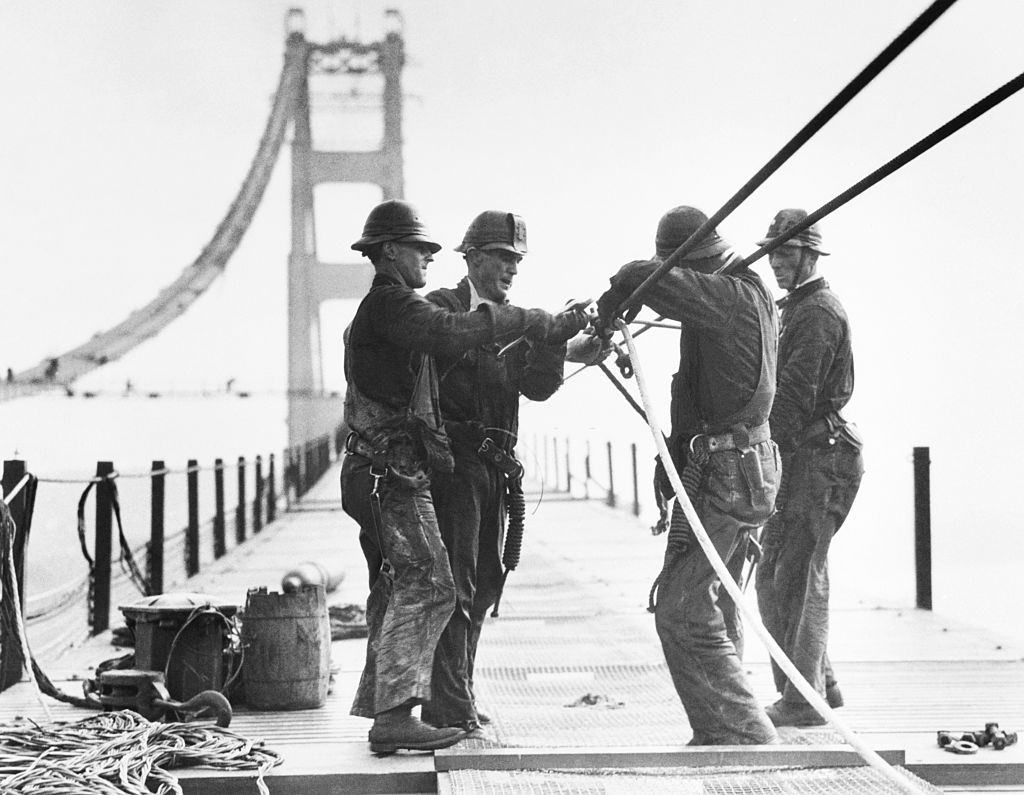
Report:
439,765,942,794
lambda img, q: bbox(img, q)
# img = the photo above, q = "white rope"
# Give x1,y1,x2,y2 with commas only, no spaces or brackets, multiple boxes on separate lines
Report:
1,474,31,505
617,319,927,795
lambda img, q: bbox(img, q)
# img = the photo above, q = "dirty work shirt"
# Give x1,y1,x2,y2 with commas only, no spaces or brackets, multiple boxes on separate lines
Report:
756,278,863,706
605,260,780,744
341,273,537,718
422,277,565,727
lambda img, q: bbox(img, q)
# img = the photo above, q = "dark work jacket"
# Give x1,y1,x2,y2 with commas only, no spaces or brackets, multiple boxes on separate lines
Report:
343,274,535,448
426,277,565,444
770,278,855,452
610,261,778,443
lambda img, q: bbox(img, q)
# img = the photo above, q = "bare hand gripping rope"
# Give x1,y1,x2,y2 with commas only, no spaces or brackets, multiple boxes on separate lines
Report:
618,319,929,795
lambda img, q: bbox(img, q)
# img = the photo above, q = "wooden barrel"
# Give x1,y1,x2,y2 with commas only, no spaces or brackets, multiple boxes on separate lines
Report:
241,585,331,710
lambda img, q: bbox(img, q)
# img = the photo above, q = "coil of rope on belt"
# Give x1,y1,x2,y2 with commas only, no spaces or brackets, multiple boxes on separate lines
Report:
647,448,707,613
617,318,929,795
490,476,525,618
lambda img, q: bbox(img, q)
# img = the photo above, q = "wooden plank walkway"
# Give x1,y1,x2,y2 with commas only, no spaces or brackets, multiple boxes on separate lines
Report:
3,461,1024,793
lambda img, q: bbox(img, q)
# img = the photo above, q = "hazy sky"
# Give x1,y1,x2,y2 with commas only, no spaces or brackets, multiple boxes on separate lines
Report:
2,1,1024,626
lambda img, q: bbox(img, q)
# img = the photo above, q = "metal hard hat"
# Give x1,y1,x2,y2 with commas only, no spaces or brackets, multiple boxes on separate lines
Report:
758,208,829,255
351,199,442,253
454,211,527,255
655,206,731,260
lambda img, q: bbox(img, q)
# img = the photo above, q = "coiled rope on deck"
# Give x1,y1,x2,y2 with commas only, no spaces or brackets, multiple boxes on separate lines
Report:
0,710,282,795
617,319,929,795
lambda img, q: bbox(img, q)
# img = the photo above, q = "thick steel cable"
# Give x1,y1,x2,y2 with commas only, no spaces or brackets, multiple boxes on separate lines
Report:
611,0,957,320
618,319,928,794
738,69,1024,269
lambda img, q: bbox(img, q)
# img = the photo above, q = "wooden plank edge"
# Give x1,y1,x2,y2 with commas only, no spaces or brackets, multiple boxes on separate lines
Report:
433,744,906,771
906,762,1024,788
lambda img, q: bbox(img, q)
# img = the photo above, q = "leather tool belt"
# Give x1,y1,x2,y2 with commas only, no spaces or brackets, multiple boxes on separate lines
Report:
799,412,863,449
344,430,429,490
345,430,381,463
689,421,771,455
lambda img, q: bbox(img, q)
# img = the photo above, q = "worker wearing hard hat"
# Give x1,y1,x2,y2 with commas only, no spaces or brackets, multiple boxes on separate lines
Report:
754,209,864,727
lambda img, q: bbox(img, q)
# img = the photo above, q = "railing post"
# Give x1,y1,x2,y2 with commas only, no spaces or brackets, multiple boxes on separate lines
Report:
631,442,640,516
213,458,226,558
284,448,293,511
267,453,277,523
1,459,30,688
186,459,199,577
564,437,572,496
552,436,561,492
149,461,165,594
543,434,549,487
913,446,932,610
584,440,592,500
93,461,114,635
236,456,247,543
605,441,616,507
253,455,264,533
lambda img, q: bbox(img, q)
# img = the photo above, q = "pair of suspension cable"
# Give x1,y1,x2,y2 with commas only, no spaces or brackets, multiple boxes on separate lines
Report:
590,0,1023,409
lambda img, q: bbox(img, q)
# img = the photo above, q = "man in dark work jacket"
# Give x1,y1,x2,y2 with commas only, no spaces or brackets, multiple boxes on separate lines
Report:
340,200,587,754
754,209,864,727
421,211,568,733
596,205,779,745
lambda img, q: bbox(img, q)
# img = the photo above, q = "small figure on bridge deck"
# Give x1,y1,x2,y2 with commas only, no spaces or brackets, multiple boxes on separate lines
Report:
340,199,585,755
595,205,781,745
421,211,583,735
753,209,864,728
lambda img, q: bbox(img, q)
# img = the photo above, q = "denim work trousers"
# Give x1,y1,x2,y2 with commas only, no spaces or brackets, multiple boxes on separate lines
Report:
423,437,504,726
341,454,457,718
655,444,779,745
756,438,863,705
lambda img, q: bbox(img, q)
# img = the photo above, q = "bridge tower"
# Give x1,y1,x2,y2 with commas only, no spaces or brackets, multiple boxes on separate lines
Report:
285,9,405,448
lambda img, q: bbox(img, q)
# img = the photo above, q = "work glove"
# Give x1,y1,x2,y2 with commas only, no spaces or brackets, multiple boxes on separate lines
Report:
595,259,654,332
523,307,588,344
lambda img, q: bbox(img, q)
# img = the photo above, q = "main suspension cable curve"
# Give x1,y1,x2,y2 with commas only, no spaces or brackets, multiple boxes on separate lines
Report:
617,320,930,795
4,44,307,400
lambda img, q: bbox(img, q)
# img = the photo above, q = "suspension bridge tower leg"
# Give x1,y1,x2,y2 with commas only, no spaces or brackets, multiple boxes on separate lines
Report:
285,10,407,449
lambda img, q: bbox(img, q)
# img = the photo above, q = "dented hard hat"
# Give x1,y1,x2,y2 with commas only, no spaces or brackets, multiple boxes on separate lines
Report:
454,211,528,255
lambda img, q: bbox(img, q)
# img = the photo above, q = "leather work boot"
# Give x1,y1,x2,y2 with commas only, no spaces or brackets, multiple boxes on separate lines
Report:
826,682,844,708
765,699,827,728
368,710,466,755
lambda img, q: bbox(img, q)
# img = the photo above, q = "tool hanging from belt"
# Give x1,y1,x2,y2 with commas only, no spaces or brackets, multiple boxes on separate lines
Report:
477,437,526,618
346,431,397,580
648,440,708,612
646,421,771,612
